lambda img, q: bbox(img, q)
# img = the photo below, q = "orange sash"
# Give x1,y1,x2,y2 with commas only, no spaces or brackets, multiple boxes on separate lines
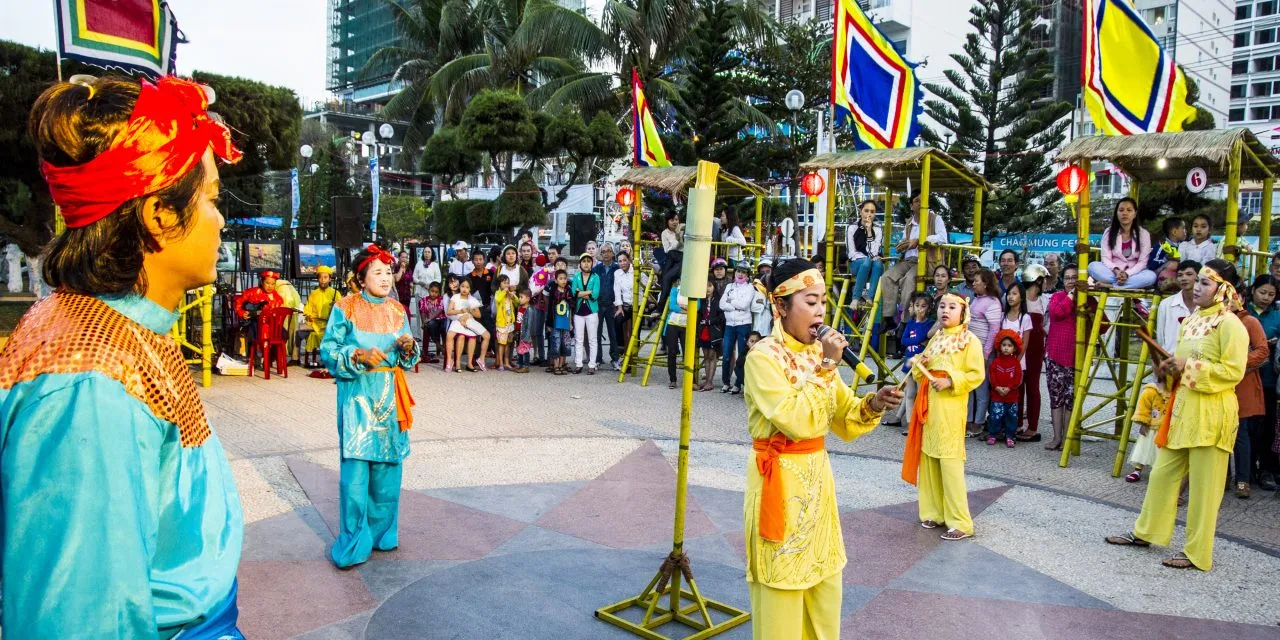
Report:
370,367,416,431
1155,379,1178,448
901,371,948,486
753,433,826,542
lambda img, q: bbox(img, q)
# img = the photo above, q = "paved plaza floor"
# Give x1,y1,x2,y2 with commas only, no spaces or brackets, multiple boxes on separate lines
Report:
206,363,1280,639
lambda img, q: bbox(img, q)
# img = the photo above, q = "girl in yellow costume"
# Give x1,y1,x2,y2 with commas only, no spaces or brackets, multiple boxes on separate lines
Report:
902,293,986,540
743,259,903,640
1107,259,1248,571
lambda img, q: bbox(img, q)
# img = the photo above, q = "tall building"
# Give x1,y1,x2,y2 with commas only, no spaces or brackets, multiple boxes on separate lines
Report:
1232,0,1280,147
1131,0,1230,127
327,0,407,106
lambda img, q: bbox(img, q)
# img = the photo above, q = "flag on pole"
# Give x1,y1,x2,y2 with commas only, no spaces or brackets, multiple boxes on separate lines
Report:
369,156,380,234
632,69,672,167
831,0,922,149
54,0,182,77
1082,0,1197,135
290,168,301,230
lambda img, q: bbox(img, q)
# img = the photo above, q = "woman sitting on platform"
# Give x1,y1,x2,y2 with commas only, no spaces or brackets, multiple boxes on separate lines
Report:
1087,198,1157,290
743,258,902,639
321,242,420,568
1106,259,1247,571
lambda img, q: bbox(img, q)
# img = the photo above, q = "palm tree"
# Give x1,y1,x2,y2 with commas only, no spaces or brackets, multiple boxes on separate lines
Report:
529,0,774,132
364,0,482,151
424,0,610,123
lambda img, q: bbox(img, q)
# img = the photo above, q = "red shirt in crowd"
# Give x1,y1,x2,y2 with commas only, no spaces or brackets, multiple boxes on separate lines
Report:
988,328,1024,404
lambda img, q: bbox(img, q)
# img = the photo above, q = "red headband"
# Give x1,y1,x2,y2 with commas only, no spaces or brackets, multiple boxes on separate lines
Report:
41,76,243,229
356,247,395,274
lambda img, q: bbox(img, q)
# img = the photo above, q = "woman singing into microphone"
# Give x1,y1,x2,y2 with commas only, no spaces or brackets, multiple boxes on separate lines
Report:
321,242,420,568
743,259,903,639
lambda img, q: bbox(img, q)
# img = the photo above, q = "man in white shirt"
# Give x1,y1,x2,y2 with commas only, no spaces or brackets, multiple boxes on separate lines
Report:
879,192,947,323
1155,259,1200,354
448,242,471,278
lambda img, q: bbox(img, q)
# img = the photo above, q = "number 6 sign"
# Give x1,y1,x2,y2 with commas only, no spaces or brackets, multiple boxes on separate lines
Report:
1186,167,1207,194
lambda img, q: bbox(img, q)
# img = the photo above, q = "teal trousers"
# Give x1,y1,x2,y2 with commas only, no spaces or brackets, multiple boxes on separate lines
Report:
330,458,403,568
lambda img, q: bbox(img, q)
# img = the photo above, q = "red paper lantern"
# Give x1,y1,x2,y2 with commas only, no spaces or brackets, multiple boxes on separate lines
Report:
616,187,636,212
1056,165,1087,202
800,172,825,203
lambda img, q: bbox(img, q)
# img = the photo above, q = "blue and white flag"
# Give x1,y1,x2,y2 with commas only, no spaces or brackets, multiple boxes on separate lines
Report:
369,156,380,234
289,168,300,229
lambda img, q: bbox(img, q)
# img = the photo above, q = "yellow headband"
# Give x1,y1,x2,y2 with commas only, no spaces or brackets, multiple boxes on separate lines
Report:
767,267,824,324
1200,266,1243,312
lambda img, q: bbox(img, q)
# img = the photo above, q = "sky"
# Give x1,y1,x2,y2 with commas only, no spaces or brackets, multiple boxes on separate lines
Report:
1,1,329,104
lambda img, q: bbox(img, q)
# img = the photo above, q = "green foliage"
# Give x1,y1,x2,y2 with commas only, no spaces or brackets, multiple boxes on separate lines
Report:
494,172,547,229
1181,72,1216,131
922,0,1072,239
676,0,750,169
431,198,490,241
461,89,536,183
586,111,627,160
420,127,482,193
0,41,65,254
377,194,430,243
544,112,593,158
191,71,302,219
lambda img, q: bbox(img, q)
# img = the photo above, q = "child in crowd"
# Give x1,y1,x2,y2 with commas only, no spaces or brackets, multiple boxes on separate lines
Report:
1150,217,1185,293
1125,357,1169,482
665,279,689,390
1019,269,1048,441
746,331,762,351
1179,213,1218,265
442,275,462,371
419,281,447,364
513,287,532,373
1002,283,1031,368
447,279,490,372
528,255,551,365
986,330,1024,448
494,274,515,371
905,293,985,541
887,292,934,432
549,269,574,375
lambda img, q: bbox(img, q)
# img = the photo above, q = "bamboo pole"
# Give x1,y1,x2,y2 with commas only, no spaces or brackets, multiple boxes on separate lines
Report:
1261,178,1274,277
916,154,931,293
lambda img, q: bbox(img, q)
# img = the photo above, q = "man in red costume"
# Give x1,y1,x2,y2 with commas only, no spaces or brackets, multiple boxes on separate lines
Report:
235,269,284,348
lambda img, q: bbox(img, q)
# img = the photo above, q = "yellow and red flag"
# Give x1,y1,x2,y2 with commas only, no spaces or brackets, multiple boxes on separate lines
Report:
55,0,182,77
1083,0,1197,134
632,69,672,167
831,0,922,149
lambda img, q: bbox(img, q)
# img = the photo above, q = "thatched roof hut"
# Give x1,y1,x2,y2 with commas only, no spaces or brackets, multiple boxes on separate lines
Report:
800,147,992,191
617,166,766,198
1057,128,1280,183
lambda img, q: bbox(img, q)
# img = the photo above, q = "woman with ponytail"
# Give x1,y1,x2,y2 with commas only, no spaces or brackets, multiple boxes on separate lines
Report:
0,75,245,637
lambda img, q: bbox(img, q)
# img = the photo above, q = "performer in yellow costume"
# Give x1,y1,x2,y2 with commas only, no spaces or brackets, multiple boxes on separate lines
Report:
743,259,903,640
1107,259,1248,571
305,265,341,351
901,293,986,540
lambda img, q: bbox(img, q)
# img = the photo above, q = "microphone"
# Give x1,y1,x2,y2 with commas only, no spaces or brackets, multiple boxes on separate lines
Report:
816,325,875,381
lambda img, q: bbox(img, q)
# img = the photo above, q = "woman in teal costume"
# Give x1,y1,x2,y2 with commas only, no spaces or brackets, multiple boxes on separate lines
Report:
322,242,420,568
0,76,244,637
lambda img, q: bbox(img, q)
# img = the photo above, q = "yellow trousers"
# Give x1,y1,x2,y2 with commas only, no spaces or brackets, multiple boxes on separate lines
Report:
1133,445,1229,571
917,454,973,535
748,571,841,640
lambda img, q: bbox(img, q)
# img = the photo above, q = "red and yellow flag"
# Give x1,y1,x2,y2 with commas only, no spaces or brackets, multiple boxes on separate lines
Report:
632,69,672,167
54,0,182,77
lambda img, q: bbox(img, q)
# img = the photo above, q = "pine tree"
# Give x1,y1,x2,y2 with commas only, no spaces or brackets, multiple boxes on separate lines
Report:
674,0,753,173
922,0,1071,238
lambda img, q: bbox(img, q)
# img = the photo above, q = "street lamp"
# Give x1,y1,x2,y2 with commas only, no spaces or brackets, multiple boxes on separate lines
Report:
786,89,805,232
299,144,315,238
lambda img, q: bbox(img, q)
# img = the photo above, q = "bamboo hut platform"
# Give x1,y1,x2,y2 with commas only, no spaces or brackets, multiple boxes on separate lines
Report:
1058,128,1280,183
618,166,766,197
800,147,992,191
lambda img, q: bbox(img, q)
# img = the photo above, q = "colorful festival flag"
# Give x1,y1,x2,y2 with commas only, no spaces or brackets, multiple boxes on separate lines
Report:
54,0,182,77
632,69,672,167
831,0,922,149
1082,0,1197,135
